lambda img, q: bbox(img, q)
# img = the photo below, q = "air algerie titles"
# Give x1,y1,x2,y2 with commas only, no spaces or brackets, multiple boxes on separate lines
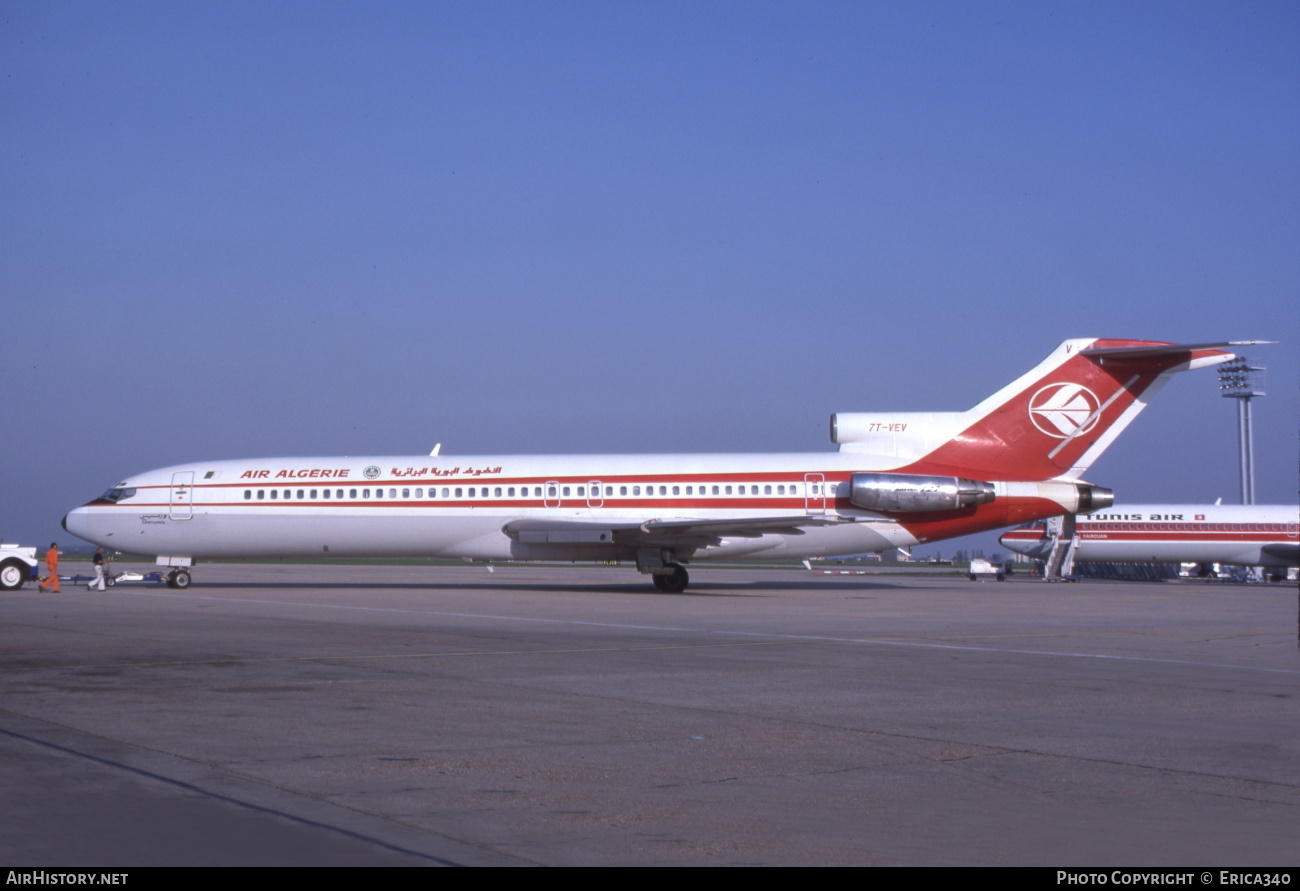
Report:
237,465,505,480
240,468,352,479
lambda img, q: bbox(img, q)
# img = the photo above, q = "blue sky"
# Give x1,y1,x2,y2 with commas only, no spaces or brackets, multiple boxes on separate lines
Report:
3,1,1296,555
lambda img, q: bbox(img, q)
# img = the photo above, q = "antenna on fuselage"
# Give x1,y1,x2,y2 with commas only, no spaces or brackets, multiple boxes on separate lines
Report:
430,443,441,457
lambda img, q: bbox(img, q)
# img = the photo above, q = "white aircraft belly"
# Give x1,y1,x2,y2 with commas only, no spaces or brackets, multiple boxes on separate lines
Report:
76,503,902,565
1075,538,1285,566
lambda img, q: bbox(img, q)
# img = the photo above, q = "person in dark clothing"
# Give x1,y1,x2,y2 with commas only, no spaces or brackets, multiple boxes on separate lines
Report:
89,547,108,592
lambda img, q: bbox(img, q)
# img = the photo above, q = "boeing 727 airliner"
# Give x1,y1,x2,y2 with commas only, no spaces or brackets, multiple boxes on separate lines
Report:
59,339,1246,592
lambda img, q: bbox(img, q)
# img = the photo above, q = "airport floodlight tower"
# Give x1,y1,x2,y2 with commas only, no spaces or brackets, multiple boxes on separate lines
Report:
1217,358,1265,505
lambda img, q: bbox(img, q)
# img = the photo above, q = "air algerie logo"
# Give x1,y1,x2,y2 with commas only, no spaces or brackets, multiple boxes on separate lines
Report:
1028,383,1101,438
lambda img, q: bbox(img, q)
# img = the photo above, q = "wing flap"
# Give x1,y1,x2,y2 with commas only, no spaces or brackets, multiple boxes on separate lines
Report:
502,515,852,549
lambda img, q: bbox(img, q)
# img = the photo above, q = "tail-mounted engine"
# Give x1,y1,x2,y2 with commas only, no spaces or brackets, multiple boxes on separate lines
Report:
849,473,995,513
1073,483,1114,514
849,472,1114,516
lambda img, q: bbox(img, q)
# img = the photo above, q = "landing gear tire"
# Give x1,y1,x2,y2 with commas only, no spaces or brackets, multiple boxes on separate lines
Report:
167,569,192,590
0,560,27,591
652,564,689,593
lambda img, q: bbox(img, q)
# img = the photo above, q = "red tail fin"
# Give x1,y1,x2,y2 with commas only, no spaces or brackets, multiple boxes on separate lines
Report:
898,339,1238,481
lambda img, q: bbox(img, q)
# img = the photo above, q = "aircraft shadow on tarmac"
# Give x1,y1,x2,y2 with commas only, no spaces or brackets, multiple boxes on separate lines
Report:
167,577,908,596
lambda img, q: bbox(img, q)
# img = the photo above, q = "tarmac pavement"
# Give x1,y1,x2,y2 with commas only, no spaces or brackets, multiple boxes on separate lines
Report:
2,563,1296,866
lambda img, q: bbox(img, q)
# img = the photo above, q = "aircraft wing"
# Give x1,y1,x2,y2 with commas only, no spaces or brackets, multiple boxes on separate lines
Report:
1261,542,1300,564
503,515,852,549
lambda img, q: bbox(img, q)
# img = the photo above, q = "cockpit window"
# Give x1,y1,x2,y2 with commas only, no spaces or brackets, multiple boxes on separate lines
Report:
101,487,137,502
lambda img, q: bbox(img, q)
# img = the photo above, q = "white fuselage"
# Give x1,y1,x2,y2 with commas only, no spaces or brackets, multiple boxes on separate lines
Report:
1000,504,1299,568
63,452,1087,565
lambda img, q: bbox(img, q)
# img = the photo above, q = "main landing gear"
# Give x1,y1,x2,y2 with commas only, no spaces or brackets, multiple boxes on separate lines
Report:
637,548,690,593
651,564,689,593
166,568,191,589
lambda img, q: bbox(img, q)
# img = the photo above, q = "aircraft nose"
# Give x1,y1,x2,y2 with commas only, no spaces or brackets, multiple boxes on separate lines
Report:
63,506,91,543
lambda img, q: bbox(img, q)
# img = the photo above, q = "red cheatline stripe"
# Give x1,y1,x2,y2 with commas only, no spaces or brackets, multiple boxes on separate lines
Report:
97,499,838,511
128,470,855,490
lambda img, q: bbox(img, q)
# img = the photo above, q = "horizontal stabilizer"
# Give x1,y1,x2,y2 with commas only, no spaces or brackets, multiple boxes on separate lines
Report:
1081,340,1272,359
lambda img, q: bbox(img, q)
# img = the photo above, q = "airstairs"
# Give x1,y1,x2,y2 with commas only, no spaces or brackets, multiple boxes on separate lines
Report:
1042,514,1078,580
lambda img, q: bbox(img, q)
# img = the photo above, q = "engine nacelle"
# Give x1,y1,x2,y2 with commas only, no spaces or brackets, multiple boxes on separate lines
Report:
1074,483,1114,514
850,472,996,513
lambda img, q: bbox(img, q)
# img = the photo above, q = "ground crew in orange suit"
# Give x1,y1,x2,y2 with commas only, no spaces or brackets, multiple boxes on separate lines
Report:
38,542,60,593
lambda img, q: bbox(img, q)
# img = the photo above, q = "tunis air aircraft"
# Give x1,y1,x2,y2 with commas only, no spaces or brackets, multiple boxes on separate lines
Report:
61,339,1246,593
1000,504,1299,579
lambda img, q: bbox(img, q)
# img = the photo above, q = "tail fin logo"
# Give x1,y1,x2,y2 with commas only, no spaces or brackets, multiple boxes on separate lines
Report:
1028,383,1101,438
